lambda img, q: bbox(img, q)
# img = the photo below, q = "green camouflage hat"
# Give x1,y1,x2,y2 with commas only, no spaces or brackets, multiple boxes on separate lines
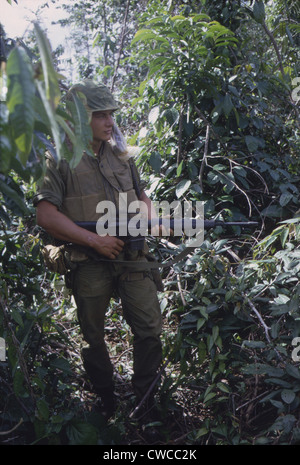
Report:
70,79,119,112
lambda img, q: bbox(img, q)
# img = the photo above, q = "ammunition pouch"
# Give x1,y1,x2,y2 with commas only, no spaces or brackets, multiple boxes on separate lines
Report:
119,235,145,251
41,244,88,275
41,244,69,275
41,241,164,292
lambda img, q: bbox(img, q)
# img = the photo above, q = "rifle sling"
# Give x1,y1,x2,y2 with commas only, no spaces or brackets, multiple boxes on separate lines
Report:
80,245,192,270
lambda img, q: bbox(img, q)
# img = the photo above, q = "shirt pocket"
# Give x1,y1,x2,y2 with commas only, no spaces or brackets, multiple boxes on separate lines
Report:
113,163,134,192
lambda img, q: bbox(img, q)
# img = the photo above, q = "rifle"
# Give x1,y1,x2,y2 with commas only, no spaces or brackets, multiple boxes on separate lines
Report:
62,218,259,270
75,218,258,250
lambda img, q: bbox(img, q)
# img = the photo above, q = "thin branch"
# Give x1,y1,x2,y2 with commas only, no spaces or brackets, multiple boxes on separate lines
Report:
242,291,284,362
242,292,271,342
262,20,285,78
194,105,229,154
0,418,23,436
129,359,169,419
111,0,130,93
236,390,271,412
177,274,187,306
198,124,210,192
177,103,184,166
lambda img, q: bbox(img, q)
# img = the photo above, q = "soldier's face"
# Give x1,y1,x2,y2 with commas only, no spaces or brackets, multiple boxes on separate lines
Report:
90,110,114,144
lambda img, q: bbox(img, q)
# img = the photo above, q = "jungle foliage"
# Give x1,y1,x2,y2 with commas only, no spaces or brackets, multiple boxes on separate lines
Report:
0,0,300,445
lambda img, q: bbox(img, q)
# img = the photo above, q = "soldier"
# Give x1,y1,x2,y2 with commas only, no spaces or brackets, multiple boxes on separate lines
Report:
34,80,163,420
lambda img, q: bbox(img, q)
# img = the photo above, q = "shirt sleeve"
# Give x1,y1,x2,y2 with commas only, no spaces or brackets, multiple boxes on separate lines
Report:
33,154,65,209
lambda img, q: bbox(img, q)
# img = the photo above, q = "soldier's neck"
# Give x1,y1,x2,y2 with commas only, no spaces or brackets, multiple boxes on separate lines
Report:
92,140,103,155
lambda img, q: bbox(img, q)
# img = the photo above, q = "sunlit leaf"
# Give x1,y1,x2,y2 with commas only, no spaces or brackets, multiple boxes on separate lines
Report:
34,23,61,109
176,179,191,198
36,80,63,163
6,46,35,159
65,93,93,169
148,106,160,125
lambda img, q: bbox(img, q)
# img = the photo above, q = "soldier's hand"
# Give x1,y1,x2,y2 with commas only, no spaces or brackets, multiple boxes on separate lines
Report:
94,235,124,259
150,217,174,237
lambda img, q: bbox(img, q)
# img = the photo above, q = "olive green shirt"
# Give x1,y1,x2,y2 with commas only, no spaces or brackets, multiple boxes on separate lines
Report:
33,142,146,222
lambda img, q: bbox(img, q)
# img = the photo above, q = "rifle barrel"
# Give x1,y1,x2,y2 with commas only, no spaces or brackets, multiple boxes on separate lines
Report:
75,219,258,234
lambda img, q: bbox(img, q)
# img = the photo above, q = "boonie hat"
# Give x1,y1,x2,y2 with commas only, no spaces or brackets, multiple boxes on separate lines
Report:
70,79,119,112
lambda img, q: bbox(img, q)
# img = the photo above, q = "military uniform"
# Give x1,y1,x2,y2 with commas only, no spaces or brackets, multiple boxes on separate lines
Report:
34,84,162,408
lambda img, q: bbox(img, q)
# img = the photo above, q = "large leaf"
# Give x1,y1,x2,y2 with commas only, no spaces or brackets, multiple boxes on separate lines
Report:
132,29,169,46
149,151,162,173
253,0,266,24
64,93,93,169
36,80,64,163
0,177,30,216
6,46,35,160
34,23,61,110
176,179,191,198
66,420,98,445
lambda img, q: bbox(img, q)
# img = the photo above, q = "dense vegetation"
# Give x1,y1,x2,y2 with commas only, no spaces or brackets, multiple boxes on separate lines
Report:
0,0,299,445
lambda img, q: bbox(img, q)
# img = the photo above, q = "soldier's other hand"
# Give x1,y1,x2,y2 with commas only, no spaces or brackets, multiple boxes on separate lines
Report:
150,217,174,237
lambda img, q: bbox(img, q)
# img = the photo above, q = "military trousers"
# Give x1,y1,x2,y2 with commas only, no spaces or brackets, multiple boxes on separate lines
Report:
71,255,162,400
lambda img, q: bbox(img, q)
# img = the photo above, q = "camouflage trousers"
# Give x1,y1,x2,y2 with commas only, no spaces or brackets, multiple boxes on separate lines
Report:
70,255,162,400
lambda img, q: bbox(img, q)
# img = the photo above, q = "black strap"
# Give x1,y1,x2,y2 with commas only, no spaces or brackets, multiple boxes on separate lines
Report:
129,158,141,198
82,245,193,270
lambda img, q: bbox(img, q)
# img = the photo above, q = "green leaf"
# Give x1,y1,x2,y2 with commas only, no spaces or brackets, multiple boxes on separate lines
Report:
164,108,179,125
36,80,63,163
11,308,23,327
245,136,264,152
280,228,289,247
6,46,35,159
279,192,293,207
212,325,219,343
36,398,50,421
281,390,296,405
13,369,24,396
149,151,162,173
176,160,184,177
0,178,30,215
0,135,13,174
285,364,300,380
183,117,194,136
34,23,61,109
197,318,206,331
50,357,72,374
148,106,160,125
176,179,191,198
271,414,296,434
253,1,265,24
274,294,290,305
132,29,169,46
243,340,266,349
65,94,93,168
195,427,209,439
222,93,234,117
66,420,98,445
204,391,216,403
217,382,231,393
